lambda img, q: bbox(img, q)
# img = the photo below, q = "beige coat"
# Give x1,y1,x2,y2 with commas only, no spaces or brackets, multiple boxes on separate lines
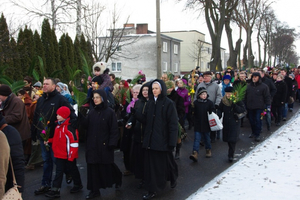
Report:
0,131,10,199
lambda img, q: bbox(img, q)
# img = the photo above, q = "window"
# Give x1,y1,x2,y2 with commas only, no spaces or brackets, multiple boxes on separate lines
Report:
174,63,178,72
112,62,122,72
163,62,167,72
163,42,168,52
174,44,178,54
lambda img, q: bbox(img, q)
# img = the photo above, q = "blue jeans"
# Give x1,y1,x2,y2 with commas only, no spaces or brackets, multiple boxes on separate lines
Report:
193,132,211,152
40,139,55,187
248,109,263,137
281,103,288,118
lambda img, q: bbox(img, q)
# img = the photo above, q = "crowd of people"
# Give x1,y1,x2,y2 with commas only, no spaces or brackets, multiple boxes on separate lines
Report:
0,63,299,200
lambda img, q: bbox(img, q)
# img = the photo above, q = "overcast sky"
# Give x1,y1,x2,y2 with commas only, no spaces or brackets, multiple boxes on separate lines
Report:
2,0,299,54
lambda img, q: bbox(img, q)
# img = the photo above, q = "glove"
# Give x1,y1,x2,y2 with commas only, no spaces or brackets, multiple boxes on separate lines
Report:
266,105,271,112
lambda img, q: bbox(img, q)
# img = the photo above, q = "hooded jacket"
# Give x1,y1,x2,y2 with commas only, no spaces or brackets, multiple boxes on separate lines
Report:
81,89,119,164
245,74,271,110
49,118,79,161
138,79,178,151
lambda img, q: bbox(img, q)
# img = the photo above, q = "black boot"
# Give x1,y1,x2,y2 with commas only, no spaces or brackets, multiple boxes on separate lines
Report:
175,143,182,160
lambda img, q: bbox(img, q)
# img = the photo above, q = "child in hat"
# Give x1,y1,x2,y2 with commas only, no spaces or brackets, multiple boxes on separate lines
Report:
45,106,82,198
189,87,214,162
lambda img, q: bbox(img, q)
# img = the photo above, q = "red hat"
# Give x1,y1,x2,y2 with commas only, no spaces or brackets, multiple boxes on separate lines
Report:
57,106,70,119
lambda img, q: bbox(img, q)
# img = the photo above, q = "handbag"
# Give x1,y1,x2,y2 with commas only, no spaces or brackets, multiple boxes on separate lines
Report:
2,157,23,200
207,112,223,131
288,96,294,104
234,110,247,119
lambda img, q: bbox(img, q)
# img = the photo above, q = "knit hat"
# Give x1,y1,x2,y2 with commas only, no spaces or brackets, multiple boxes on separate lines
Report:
203,71,212,76
92,76,104,85
197,87,207,96
57,106,71,119
0,85,12,96
222,75,231,81
225,86,234,93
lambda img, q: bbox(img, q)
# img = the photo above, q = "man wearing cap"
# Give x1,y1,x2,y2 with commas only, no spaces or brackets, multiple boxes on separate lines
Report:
0,84,31,143
195,71,222,142
31,78,77,195
245,72,271,142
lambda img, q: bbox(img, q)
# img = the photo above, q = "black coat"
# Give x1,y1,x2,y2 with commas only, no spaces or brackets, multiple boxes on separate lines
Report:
261,76,277,98
284,76,293,102
217,98,246,143
193,98,214,133
81,89,119,164
137,79,178,151
167,89,185,120
31,89,77,140
0,121,25,193
245,79,271,110
272,80,287,107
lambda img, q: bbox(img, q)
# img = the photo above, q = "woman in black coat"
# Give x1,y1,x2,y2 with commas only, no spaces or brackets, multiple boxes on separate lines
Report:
126,82,150,188
136,79,178,200
272,74,287,126
81,89,122,199
217,86,246,162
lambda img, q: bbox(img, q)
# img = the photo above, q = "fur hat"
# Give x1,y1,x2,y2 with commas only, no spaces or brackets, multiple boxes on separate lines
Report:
57,106,70,119
92,62,107,75
0,85,12,96
222,75,231,81
197,87,207,96
225,86,234,93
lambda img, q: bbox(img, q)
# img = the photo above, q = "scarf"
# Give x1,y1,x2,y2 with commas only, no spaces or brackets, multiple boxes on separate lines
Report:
221,95,232,107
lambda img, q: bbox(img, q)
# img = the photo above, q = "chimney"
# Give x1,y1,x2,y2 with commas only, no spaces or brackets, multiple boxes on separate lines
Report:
124,23,135,28
136,24,148,34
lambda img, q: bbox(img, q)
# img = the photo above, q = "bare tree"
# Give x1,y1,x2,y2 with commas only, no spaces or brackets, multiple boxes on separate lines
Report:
82,2,139,62
188,39,209,69
233,0,264,68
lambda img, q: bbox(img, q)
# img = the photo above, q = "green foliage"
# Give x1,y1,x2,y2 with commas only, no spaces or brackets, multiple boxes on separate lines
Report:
231,84,247,103
10,80,26,94
130,74,143,85
72,86,87,108
80,50,91,78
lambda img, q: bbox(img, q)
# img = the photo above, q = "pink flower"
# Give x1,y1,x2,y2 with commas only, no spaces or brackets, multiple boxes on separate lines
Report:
138,70,143,75
42,130,46,134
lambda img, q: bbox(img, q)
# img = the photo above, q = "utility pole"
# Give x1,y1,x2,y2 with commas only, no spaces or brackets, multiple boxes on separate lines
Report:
156,0,162,79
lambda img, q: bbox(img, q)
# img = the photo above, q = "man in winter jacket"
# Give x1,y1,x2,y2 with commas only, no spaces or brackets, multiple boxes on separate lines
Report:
259,69,277,130
245,72,271,142
280,69,293,120
31,78,77,195
195,71,222,142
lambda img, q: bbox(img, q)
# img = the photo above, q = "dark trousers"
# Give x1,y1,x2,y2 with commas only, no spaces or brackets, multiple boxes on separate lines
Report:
271,105,283,123
248,109,263,137
227,142,236,158
52,158,82,189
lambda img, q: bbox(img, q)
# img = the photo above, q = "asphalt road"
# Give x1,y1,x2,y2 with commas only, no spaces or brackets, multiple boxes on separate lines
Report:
22,103,299,200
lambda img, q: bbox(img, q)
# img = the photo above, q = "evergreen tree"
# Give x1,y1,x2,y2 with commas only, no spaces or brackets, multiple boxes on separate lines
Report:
52,29,62,79
10,37,21,80
59,34,70,80
73,36,83,72
41,19,55,77
33,30,46,80
86,40,94,68
0,13,10,68
65,33,75,70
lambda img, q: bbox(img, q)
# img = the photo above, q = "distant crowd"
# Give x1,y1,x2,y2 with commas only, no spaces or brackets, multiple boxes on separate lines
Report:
0,63,299,200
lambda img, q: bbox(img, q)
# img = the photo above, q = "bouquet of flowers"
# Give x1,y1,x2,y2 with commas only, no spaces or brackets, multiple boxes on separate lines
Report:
260,109,267,120
36,108,54,151
229,84,247,104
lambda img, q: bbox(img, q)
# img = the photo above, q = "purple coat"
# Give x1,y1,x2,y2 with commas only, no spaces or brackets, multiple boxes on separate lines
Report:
176,87,191,113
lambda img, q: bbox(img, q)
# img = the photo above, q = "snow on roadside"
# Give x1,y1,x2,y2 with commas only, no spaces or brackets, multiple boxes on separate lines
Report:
187,112,300,200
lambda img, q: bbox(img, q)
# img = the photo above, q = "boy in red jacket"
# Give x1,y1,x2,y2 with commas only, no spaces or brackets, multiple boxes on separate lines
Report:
45,106,82,198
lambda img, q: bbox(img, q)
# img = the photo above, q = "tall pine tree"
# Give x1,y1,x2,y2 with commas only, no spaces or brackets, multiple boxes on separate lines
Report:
59,34,70,80
41,19,55,77
0,13,11,69
33,30,46,80
52,29,62,79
